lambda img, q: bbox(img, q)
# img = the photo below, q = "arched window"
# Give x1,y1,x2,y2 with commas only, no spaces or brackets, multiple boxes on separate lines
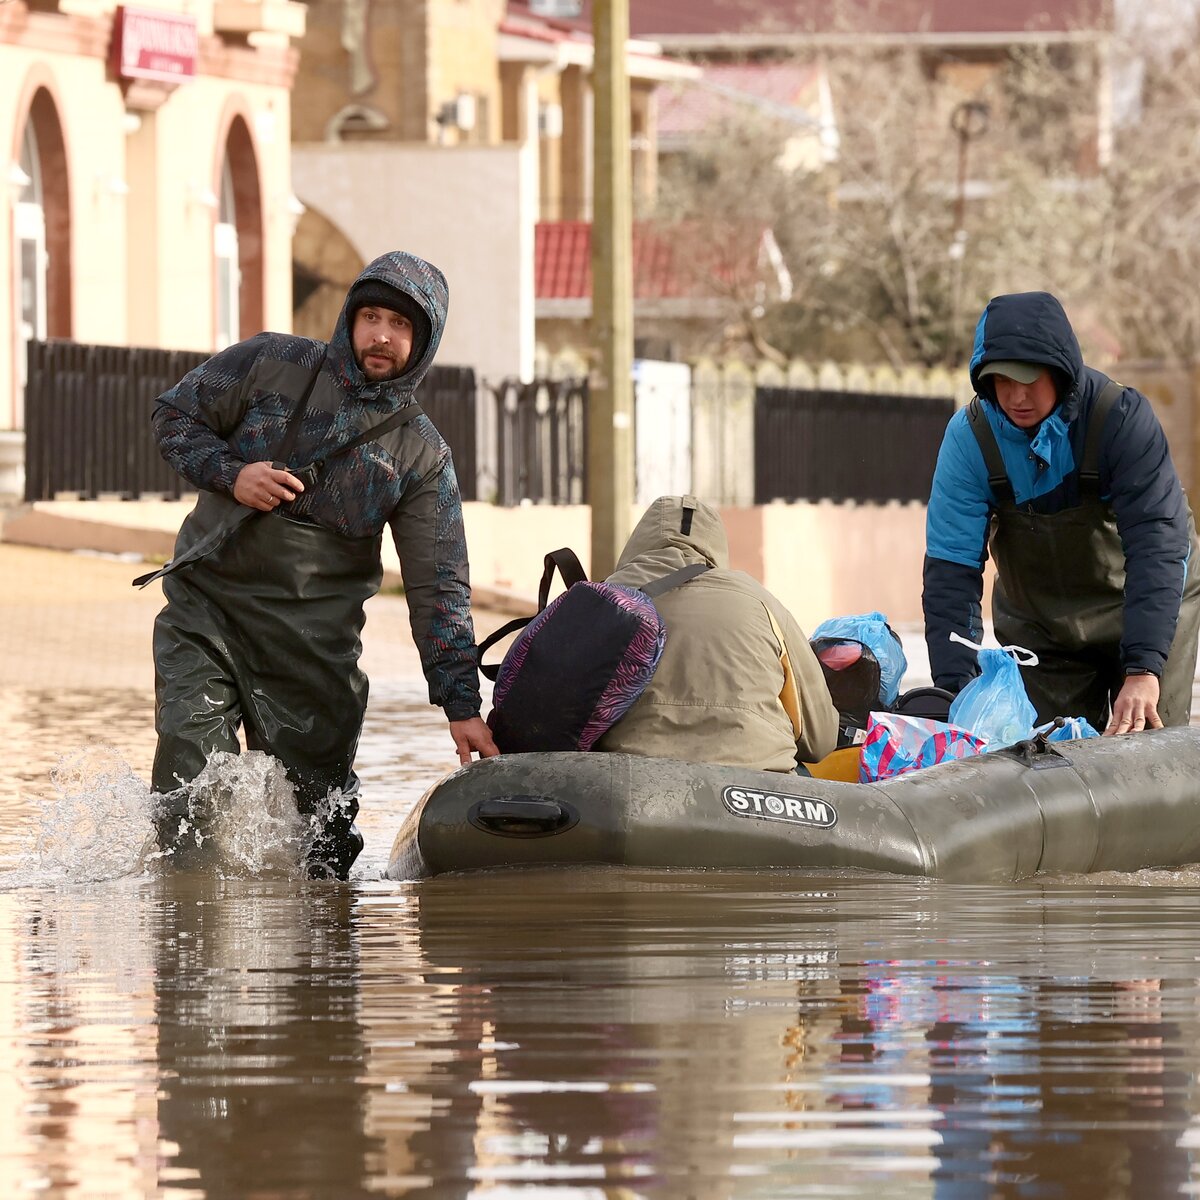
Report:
214,154,239,350
14,122,47,392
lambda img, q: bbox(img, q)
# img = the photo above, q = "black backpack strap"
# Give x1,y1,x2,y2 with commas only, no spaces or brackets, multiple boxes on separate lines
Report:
475,554,707,682
639,562,710,598
966,396,1014,506
476,548,589,680
477,615,534,681
537,548,588,609
1078,379,1123,501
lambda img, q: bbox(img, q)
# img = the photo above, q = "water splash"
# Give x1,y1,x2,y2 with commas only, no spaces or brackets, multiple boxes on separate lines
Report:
154,750,348,879
19,744,157,883
9,745,352,884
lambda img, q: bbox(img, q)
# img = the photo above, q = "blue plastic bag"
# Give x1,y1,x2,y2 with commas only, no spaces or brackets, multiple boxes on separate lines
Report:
810,611,907,708
947,635,1038,750
1039,716,1101,742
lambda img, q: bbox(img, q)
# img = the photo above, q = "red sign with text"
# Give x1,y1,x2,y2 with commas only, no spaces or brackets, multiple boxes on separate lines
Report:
113,7,198,84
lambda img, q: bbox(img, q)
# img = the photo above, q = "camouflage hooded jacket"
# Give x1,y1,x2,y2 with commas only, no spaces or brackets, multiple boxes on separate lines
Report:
152,251,481,721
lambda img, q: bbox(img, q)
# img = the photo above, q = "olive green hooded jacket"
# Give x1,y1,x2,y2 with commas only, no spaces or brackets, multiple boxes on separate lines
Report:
597,496,838,771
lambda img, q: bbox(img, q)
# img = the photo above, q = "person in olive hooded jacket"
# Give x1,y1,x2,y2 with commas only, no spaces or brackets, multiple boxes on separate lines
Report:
924,290,1200,736
597,495,838,771
146,251,498,877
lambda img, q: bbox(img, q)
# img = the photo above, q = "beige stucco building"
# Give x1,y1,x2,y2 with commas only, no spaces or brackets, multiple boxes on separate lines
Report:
289,0,694,386
1,0,305,494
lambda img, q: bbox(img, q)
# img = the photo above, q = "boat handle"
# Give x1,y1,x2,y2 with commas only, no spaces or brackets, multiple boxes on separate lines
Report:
469,796,578,837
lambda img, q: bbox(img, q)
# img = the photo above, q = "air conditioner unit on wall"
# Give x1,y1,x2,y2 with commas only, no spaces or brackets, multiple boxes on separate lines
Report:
437,94,476,132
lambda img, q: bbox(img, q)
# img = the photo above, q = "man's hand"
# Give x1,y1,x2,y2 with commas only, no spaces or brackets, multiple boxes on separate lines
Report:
233,461,306,511
450,717,500,765
1104,674,1163,736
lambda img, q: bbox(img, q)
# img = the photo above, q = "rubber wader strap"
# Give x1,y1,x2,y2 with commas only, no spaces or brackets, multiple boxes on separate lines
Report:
1078,379,1123,501
966,397,1014,506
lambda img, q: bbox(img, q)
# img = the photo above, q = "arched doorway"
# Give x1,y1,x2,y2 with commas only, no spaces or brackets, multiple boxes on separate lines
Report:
12,87,70,425
291,205,364,340
215,114,263,347
13,122,46,391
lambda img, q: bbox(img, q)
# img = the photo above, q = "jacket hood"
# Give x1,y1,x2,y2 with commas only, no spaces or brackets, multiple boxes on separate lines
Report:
968,291,1085,421
608,495,729,586
328,251,449,399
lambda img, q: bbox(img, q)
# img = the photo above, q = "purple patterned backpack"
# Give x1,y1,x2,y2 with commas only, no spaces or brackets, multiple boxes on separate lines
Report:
477,548,708,754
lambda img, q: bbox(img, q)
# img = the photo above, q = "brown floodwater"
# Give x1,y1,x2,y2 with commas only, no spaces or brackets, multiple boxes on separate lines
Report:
3,683,1200,1198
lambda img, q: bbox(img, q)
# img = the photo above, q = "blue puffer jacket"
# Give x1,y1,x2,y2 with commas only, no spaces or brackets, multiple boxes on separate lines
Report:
923,291,1193,691
152,251,483,720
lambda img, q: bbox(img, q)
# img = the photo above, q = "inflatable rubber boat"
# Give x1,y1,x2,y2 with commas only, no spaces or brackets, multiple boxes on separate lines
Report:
384,727,1200,882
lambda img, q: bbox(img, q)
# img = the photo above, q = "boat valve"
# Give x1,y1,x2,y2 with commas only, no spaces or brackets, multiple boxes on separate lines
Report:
1009,718,1068,769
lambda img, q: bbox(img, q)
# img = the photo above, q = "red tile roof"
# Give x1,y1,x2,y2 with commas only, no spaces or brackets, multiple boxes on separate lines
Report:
536,220,774,301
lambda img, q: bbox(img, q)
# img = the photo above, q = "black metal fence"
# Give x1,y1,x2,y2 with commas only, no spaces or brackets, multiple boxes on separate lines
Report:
754,387,954,504
23,340,479,502
23,342,954,508
25,341,208,501
488,377,588,506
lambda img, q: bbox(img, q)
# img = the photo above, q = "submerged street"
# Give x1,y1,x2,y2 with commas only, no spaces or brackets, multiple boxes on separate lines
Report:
3,544,1200,1197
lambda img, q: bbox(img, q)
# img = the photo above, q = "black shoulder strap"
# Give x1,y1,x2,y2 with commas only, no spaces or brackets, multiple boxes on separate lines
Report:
272,349,329,466
133,349,328,590
1078,379,1123,500
966,396,1014,506
311,402,426,470
639,562,711,597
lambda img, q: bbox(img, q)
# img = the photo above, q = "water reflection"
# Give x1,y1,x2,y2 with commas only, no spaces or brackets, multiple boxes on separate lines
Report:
2,871,1200,1195
5,682,1200,1196
149,877,384,1198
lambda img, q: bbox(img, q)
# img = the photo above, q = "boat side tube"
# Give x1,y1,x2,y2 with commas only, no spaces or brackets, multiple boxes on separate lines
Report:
384,728,1200,881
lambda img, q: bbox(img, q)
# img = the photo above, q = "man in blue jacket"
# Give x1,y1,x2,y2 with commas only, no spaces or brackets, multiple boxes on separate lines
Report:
923,291,1200,735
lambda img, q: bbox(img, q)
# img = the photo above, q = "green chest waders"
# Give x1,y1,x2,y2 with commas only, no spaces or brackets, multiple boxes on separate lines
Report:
152,502,382,875
968,384,1200,729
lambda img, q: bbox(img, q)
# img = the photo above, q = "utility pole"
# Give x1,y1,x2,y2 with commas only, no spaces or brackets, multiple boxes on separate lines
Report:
589,0,634,579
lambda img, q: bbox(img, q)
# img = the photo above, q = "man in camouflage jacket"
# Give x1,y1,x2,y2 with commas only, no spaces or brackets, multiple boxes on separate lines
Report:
149,250,497,876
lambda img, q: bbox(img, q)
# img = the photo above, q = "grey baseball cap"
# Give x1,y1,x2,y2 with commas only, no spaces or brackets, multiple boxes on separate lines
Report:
978,360,1043,384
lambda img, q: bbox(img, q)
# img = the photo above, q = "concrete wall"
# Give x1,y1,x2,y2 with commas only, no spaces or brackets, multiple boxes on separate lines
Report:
424,500,932,630
4,498,938,630
291,142,532,383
